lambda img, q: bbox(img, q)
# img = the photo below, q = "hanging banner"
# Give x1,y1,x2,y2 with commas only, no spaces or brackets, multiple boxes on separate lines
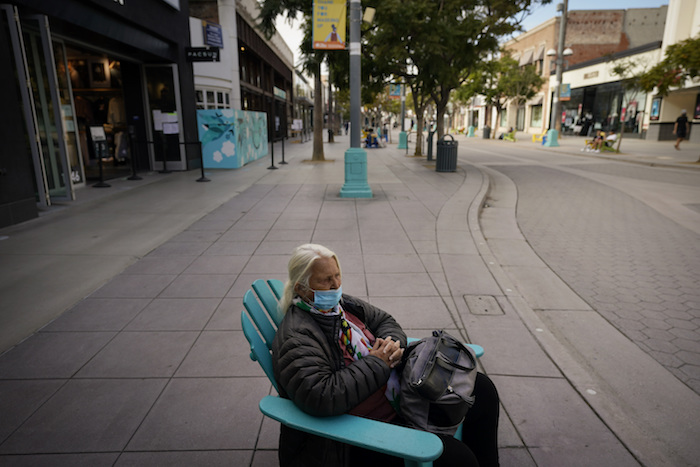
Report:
389,84,401,99
313,0,346,50
560,83,571,101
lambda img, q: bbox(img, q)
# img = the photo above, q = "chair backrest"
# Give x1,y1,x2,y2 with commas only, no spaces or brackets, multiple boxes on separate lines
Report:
241,279,285,391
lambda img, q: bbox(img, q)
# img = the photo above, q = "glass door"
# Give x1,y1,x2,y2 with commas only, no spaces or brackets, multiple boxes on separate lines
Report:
1,4,47,206
144,64,185,171
52,39,84,186
23,15,75,201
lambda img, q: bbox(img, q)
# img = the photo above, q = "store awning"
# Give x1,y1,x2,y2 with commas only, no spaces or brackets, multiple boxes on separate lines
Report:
534,45,545,61
519,49,534,66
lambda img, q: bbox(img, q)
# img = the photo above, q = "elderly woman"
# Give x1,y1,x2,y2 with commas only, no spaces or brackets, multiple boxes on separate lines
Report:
272,244,500,467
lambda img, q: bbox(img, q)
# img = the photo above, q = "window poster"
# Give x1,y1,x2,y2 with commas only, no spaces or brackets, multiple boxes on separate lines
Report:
650,97,661,121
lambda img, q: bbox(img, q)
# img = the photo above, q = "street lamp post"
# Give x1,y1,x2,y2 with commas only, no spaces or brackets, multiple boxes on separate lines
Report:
398,82,407,149
340,0,372,198
544,0,569,148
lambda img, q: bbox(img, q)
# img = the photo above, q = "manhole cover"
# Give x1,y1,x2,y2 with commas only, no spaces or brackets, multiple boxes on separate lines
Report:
464,295,504,315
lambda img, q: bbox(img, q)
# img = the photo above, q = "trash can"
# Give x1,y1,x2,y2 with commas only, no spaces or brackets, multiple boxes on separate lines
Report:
436,134,458,172
482,126,491,139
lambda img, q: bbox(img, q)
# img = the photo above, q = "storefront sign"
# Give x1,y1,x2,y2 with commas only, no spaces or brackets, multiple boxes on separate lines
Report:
163,122,179,134
153,110,178,132
185,47,220,62
584,71,598,80
202,21,224,48
313,0,346,50
89,126,106,141
274,86,286,100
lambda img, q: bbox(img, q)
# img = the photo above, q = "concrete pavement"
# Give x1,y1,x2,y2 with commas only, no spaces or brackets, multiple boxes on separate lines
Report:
0,131,699,466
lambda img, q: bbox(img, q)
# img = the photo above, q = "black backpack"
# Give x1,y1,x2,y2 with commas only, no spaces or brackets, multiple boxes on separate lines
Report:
399,330,478,435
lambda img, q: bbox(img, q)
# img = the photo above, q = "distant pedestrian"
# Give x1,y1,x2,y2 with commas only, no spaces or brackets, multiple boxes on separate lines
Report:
673,110,690,150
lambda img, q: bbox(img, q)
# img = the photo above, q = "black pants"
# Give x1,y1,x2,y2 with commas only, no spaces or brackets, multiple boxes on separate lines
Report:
351,372,500,467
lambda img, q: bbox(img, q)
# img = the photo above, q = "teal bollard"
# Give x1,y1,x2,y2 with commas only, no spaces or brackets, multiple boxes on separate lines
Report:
542,129,560,147
398,132,408,149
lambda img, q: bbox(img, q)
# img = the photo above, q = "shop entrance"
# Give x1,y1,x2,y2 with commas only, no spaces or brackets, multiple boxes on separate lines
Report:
5,8,148,207
65,46,133,183
17,15,78,204
145,65,186,171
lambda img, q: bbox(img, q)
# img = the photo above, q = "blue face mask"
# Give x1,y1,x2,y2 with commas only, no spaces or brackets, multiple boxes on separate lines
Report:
311,286,343,311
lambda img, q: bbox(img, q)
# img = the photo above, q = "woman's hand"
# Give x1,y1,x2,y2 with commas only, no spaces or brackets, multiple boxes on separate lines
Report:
370,336,404,368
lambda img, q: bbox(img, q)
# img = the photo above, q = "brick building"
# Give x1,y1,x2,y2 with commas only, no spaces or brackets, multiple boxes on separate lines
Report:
500,5,670,139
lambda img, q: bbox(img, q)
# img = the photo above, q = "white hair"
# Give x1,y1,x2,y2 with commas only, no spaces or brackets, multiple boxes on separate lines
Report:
280,244,341,313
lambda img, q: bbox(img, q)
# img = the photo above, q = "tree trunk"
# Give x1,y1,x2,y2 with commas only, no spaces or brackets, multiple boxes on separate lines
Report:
492,105,502,139
436,102,445,139
435,90,450,139
411,91,426,156
312,62,325,161
615,128,623,153
328,64,334,143
415,114,424,156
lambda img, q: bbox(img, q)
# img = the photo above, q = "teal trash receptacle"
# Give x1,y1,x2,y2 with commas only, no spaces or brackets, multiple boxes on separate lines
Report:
436,134,458,172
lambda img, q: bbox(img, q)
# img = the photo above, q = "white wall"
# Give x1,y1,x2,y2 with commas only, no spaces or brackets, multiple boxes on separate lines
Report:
189,17,236,93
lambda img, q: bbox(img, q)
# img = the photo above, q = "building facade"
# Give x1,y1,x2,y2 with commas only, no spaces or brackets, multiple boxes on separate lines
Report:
501,18,557,136
1,0,298,229
645,0,700,142
502,5,669,139
1,0,198,228
189,0,294,144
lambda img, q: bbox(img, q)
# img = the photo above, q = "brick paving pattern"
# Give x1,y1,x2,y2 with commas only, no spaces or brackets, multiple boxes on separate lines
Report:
494,164,700,394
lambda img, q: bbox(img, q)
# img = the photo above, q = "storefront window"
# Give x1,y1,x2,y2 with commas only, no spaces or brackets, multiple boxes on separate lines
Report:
516,106,525,131
558,82,644,136
530,105,543,127
66,45,130,182
500,110,507,127
621,88,646,134
196,87,231,109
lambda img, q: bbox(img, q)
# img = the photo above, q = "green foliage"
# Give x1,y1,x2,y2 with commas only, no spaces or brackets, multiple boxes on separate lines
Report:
609,57,648,95
461,52,543,111
365,0,544,136
639,35,700,95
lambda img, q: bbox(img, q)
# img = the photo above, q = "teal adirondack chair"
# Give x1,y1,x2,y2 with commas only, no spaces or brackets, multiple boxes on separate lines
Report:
241,279,484,467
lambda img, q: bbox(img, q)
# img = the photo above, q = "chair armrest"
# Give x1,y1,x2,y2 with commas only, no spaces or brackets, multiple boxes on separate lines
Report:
259,396,443,464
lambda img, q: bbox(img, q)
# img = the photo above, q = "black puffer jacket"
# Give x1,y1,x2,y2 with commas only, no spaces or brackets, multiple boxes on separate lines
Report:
272,294,406,467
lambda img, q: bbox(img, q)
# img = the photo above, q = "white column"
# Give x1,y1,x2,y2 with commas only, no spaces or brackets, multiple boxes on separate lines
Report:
219,0,242,110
